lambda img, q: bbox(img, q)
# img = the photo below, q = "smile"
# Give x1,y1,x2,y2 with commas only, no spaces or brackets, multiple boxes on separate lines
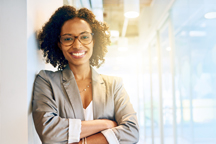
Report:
72,52,85,56
70,51,86,58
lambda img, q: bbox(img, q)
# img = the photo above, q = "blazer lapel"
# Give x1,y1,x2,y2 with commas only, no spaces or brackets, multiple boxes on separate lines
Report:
91,67,106,119
62,65,85,120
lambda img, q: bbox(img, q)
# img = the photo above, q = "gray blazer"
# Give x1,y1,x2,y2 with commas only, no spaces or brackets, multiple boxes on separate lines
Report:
32,65,139,144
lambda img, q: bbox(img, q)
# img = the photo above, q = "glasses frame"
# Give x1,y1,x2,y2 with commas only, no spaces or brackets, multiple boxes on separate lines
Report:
59,32,94,46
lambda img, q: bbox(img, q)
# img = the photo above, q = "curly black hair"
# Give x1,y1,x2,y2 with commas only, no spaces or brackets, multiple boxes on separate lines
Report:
38,6,111,70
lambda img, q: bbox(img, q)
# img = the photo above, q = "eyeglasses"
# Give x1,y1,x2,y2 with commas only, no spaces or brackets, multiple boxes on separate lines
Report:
59,32,94,46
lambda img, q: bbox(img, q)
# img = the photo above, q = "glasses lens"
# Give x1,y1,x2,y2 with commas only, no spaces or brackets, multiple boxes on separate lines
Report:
79,33,93,45
60,35,74,46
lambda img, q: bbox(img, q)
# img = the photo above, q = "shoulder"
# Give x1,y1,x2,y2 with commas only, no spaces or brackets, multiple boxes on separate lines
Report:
101,74,122,83
100,74,123,90
37,69,62,82
92,67,123,88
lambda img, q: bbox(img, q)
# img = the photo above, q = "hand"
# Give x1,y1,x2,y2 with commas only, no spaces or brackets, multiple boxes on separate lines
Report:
101,119,118,129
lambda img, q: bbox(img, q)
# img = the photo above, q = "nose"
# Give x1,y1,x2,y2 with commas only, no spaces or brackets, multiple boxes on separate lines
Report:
72,37,82,49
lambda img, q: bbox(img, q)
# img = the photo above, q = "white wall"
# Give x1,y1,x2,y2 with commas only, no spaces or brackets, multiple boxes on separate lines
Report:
0,0,62,144
0,0,28,143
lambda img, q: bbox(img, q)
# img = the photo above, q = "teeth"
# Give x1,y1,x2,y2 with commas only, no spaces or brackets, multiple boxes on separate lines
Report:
72,52,85,56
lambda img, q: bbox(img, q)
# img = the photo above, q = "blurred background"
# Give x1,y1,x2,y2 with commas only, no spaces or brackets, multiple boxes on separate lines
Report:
1,0,216,144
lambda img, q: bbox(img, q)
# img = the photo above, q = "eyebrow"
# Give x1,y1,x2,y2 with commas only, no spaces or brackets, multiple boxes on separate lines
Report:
61,31,91,36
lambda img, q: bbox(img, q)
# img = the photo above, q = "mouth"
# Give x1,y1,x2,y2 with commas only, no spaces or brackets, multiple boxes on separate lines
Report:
70,50,86,58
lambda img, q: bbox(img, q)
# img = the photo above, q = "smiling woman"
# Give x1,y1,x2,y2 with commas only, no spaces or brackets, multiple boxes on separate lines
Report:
33,5,139,144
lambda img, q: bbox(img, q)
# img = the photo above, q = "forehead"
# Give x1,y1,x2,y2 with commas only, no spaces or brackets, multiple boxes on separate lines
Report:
61,17,92,35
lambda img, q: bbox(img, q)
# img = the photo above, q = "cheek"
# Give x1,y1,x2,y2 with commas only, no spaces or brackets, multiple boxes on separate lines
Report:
91,46,93,52
90,46,94,56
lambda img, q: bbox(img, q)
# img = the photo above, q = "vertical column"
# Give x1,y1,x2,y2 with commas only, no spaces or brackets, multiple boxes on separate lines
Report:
156,30,164,144
149,45,155,144
189,40,194,144
143,83,146,142
169,14,177,144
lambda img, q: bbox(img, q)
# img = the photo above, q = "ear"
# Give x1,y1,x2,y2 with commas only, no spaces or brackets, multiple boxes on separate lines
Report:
58,42,62,50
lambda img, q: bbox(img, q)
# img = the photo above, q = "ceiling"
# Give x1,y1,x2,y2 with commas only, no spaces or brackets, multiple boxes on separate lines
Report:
102,0,152,37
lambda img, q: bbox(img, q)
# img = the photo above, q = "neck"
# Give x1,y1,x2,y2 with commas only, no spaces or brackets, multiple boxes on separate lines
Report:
68,63,91,81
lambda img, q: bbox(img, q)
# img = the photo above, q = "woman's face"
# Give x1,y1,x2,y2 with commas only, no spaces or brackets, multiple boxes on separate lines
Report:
59,17,94,67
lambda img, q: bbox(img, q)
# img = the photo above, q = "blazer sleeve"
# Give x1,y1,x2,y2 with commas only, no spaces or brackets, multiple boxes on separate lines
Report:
32,70,70,144
111,78,139,144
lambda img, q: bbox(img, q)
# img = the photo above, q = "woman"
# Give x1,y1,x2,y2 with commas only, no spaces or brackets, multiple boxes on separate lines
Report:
32,5,139,144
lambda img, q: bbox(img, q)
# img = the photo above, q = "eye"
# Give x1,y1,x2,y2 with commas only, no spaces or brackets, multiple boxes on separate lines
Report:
63,37,73,41
80,35,90,40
